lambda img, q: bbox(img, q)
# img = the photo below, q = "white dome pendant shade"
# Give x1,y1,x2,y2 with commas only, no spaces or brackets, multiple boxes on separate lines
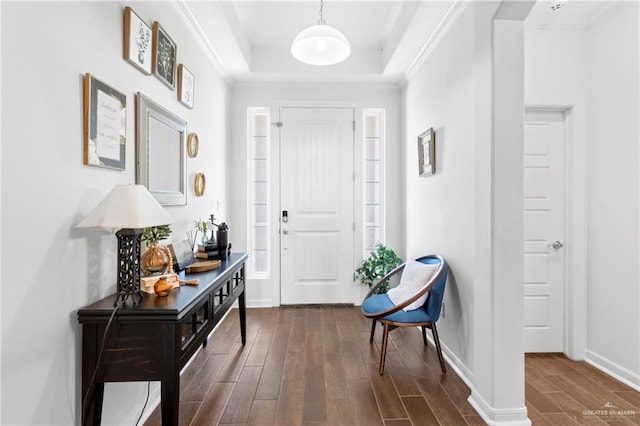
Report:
290,0,351,66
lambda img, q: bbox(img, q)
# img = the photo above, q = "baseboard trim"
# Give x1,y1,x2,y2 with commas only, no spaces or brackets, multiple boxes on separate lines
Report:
423,328,530,425
246,299,274,308
585,349,640,391
467,391,531,425
423,328,474,388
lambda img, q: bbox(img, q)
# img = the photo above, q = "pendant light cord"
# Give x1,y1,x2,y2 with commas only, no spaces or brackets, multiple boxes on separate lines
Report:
317,0,326,25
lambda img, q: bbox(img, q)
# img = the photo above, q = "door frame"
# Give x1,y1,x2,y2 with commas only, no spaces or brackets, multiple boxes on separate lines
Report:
270,100,363,306
525,105,587,359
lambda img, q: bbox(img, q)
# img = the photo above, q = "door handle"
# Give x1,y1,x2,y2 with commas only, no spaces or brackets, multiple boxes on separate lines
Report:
547,240,564,249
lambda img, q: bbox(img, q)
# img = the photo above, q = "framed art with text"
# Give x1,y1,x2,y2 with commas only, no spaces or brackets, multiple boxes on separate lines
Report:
152,22,177,89
178,64,194,109
123,7,152,75
417,127,435,177
83,73,127,170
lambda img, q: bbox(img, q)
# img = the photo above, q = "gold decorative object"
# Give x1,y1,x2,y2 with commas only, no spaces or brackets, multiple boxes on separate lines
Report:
194,172,206,197
187,132,199,158
154,277,173,296
141,243,172,276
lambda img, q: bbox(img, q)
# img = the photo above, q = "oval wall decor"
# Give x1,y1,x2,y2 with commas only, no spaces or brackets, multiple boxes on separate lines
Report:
187,132,199,158
194,172,206,197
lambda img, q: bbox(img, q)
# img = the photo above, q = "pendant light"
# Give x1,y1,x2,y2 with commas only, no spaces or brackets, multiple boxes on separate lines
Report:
291,0,351,66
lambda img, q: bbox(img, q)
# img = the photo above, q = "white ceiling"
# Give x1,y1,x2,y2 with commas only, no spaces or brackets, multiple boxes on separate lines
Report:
233,1,404,49
179,0,621,85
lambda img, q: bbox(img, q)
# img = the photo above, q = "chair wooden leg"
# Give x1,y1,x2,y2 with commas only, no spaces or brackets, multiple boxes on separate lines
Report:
370,319,377,343
379,323,390,375
431,323,446,374
421,326,428,345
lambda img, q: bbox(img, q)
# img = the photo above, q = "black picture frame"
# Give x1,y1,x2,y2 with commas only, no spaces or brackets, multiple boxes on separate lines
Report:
169,240,196,271
82,73,127,170
152,22,177,89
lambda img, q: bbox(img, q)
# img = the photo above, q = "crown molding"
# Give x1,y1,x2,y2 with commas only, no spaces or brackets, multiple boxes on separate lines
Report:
171,1,233,84
404,0,470,82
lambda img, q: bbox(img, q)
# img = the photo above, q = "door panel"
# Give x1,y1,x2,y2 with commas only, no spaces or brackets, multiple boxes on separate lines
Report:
524,109,565,352
280,107,354,304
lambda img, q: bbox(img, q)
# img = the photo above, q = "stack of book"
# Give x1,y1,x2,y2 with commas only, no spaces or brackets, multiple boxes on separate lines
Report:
195,243,220,260
140,272,179,294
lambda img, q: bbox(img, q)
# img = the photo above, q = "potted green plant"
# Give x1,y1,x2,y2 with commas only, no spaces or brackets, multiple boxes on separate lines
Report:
355,243,403,293
141,225,172,276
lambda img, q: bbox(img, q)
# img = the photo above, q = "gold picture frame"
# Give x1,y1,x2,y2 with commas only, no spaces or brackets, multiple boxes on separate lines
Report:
83,73,127,170
123,7,152,75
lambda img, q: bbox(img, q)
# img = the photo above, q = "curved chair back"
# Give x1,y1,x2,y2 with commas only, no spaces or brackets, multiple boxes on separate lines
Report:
416,255,448,322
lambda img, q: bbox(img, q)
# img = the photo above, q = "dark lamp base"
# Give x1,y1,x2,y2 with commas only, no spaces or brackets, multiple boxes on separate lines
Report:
114,228,144,306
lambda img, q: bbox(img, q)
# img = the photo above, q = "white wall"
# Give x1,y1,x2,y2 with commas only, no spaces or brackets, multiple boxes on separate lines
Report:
404,2,533,423
1,2,230,424
229,83,402,307
586,2,639,385
525,2,639,388
403,4,475,370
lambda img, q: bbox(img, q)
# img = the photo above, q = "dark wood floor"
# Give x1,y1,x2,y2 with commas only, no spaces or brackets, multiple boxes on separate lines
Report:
145,306,639,425
525,353,639,425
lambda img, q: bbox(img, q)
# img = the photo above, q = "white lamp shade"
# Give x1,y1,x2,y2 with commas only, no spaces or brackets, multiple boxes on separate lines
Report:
77,184,174,229
291,24,351,66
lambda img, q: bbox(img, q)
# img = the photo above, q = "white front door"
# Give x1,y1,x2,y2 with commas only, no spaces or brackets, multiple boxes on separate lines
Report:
279,107,354,305
523,109,566,352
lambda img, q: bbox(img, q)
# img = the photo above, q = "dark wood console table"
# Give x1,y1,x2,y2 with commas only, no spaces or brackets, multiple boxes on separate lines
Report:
78,252,248,425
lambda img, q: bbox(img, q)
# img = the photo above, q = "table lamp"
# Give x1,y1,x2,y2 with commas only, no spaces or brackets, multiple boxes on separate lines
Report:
77,184,174,306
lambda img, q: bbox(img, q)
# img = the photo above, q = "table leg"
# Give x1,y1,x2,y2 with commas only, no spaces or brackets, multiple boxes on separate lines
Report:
81,381,104,426
239,289,246,345
161,373,179,425
92,383,104,426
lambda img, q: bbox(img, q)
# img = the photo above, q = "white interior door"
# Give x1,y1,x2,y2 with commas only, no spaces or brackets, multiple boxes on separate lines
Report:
524,109,566,352
279,107,354,305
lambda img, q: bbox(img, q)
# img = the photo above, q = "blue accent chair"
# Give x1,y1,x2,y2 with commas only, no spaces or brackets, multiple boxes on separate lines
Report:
361,254,448,375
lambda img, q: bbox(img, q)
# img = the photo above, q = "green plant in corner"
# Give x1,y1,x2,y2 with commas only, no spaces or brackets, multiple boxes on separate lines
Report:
355,243,403,294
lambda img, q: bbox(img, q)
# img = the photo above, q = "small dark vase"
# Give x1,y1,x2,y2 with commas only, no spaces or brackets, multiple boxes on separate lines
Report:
216,225,228,260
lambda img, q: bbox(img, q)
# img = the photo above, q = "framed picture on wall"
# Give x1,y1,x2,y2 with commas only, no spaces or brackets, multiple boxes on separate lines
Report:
152,22,177,89
136,92,187,206
123,7,152,74
417,127,435,177
178,64,195,109
83,73,127,170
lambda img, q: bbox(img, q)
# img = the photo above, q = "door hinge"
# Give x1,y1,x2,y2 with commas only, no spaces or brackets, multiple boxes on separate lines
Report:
272,121,283,128
352,121,355,131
